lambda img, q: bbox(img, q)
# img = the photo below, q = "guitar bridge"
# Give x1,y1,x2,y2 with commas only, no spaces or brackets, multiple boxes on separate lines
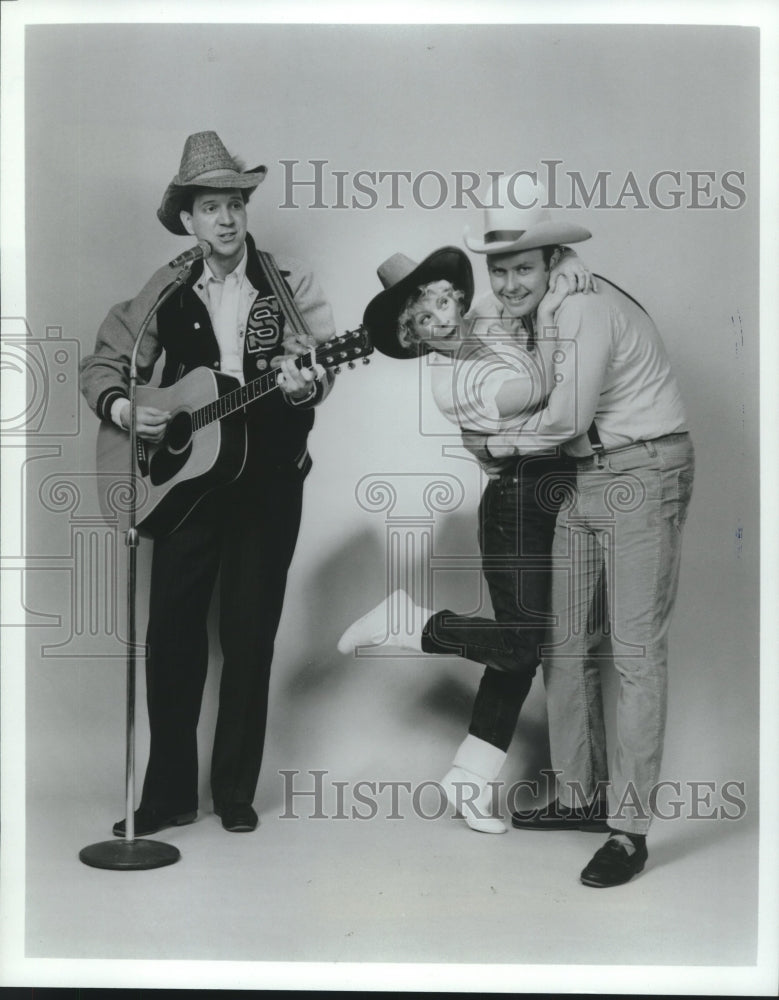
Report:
136,438,149,477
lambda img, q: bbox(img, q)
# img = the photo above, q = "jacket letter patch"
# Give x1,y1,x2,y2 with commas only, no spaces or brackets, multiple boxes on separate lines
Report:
246,295,283,353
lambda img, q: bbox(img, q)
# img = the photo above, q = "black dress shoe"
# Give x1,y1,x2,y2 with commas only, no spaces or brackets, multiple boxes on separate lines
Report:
215,802,258,833
511,797,610,832
112,806,197,838
580,834,648,887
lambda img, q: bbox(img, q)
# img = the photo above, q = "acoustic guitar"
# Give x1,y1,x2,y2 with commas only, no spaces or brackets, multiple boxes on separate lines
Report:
96,327,372,536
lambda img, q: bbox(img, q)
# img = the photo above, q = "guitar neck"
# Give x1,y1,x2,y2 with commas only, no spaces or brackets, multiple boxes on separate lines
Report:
190,329,370,431
191,364,282,431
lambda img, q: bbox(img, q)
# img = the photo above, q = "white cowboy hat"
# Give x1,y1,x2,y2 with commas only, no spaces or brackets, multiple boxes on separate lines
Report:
464,173,591,254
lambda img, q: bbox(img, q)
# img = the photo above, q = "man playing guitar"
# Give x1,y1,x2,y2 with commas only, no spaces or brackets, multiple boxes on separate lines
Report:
80,131,336,836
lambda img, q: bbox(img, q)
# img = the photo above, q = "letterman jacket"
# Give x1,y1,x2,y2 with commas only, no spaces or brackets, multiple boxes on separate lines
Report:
80,233,336,475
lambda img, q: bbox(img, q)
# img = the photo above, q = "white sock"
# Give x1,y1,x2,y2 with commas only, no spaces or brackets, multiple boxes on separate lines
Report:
440,736,507,834
337,589,431,654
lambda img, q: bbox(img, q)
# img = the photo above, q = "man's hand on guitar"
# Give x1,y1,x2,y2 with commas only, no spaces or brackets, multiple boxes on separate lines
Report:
117,400,171,443
274,355,325,401
273,335,325,402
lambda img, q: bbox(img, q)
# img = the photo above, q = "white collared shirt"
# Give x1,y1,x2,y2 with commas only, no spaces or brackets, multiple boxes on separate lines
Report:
193,243,258,385
468,284,688,459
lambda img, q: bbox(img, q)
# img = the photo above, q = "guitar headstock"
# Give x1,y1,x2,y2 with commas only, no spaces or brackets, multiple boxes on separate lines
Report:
316,326,373,374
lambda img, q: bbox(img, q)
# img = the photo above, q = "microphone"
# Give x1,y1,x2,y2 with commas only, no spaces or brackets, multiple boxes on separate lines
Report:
167,240,212,269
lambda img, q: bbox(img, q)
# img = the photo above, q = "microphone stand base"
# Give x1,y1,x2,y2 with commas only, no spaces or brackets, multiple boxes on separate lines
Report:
79,838,181,871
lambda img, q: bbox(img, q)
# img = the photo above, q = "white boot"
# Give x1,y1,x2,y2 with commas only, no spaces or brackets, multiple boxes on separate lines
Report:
440,735,507,834
337,589,431,655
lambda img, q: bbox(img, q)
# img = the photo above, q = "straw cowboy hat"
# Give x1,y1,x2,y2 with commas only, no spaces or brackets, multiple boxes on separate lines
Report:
464,174,591,255
363,246,474,360
157,131,267,235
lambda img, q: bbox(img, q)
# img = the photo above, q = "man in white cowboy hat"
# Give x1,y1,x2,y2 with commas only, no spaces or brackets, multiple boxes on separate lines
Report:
461,174,694,887
80,131,335,835
339,242,595,835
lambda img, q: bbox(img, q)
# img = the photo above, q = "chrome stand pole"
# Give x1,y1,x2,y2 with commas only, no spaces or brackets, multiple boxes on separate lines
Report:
80,267,194,870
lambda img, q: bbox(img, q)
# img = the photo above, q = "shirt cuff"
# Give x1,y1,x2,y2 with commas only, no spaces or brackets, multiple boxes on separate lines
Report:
283,382,318,406
486,434,521,459
110,397,130,429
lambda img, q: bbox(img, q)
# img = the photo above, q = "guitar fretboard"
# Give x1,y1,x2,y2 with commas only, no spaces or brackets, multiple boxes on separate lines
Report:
188,330,369,431
191,366,280,431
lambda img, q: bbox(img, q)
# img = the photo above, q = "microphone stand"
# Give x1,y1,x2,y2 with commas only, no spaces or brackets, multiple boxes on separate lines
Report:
80,262,196,870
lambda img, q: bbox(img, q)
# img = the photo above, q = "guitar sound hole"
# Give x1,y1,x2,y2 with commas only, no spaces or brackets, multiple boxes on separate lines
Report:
165,411,193,455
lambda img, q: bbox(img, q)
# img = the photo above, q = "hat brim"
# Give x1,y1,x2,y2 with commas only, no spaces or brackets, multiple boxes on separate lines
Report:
157,164,267,235
464,220,592,255
363,246,474,360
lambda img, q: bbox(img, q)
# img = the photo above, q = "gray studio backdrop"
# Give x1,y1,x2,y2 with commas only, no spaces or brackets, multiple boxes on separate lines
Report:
18,24,758,833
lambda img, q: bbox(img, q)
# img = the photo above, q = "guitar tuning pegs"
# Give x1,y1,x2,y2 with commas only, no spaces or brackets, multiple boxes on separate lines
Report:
348,361,355,370
362,357,370,365
334,366,342,375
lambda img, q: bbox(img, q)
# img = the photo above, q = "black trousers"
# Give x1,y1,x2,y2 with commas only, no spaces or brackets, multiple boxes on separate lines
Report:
421,454,572,752
139,465,304,814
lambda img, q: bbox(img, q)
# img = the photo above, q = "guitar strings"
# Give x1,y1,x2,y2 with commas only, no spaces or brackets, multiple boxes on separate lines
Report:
190,329,366,431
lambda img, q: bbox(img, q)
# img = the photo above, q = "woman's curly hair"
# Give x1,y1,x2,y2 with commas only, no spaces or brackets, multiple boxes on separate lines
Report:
396,280,466,351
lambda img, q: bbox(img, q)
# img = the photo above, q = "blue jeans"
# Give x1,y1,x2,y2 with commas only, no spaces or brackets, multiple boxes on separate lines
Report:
542,432,695,834
421,454,573,751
